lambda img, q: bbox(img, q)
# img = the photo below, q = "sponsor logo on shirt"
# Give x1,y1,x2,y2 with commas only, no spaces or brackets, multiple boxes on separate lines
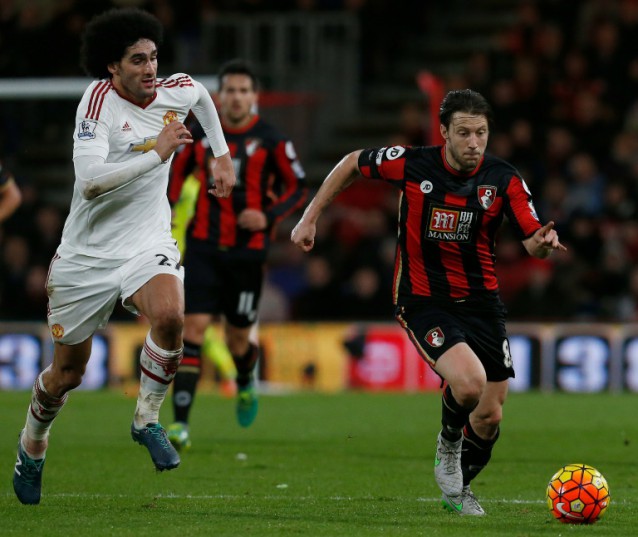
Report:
426,205,476,242
129,137,158,153
385,146,405,160
420,180,433,194
122,121,132,132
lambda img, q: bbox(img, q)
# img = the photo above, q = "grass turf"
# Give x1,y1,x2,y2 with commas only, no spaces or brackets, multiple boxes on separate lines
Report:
0,390,635,536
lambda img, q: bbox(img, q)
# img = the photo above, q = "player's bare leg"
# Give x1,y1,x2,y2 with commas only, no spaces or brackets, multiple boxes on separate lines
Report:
129,274,184,470
14,339,92,504
433,344,485,501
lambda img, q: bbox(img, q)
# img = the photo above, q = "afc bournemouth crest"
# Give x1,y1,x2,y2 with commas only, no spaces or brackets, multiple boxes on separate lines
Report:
425,327,445,348
477,185,497,210
163,110,178,126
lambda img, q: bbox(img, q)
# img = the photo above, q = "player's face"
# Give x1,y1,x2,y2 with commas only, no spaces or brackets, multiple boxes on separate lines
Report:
218,74,257,128
108,39,158,106
441,113,489,173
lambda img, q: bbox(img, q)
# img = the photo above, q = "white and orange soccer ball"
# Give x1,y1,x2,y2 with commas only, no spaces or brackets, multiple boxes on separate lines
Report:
546,463,610,524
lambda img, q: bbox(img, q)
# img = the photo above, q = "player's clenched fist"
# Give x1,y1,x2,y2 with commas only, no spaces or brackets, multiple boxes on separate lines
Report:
291,218,316,252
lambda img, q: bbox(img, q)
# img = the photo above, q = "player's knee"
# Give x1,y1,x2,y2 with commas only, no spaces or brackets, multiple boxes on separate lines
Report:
472,410,502,438
54,364,85,393
225,335,249,358
452,374,486,407
224,326,251,357
153,308,184,339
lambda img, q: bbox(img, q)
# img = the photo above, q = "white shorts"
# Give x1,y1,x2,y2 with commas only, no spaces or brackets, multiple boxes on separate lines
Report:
47,241,184,345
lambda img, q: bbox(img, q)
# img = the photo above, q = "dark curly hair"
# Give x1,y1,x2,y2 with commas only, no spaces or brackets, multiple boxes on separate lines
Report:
80,7,163,79
439,89,493,129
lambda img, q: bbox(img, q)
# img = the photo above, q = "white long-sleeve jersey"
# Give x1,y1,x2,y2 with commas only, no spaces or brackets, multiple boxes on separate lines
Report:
58,74,228,266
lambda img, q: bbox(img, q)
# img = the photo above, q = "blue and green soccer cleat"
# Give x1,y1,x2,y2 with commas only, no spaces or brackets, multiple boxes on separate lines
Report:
236,384,258,428
131,423,180,471
13,432,45,505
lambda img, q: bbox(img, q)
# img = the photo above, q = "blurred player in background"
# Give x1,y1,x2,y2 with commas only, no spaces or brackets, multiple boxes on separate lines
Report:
167,59,307,450
170,173,237,396
0,160,22,222
292,89,566,516
12,7,235,505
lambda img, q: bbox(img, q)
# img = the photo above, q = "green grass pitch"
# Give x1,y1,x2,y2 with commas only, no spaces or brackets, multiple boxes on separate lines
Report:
0,390,635,536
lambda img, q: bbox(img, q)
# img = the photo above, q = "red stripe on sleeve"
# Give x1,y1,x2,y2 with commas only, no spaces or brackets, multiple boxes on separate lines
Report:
506,176,541,237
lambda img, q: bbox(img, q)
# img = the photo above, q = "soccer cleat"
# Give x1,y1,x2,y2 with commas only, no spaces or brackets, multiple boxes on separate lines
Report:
442,485,486,516
236,383,258,428
131,423,180,471
434,432,463,497
167,422,192,452
13,432,45,505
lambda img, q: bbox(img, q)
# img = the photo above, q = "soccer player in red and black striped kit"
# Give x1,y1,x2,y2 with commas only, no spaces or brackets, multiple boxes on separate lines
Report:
292,89,565,515
167,59,307,447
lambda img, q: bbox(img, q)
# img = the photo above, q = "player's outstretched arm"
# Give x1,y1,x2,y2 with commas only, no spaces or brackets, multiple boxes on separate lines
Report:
291,150,361,252
522,221,567,259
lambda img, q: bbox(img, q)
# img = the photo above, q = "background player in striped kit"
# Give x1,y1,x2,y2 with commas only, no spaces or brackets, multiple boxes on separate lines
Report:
167,59,307,449
292,89,565,516
12,7,235,505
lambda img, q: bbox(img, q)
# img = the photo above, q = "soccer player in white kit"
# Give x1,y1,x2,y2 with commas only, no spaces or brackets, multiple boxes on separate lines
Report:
12,7,236,505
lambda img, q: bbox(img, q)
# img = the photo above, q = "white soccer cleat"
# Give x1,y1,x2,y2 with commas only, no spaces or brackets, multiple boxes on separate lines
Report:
434,432,463,497
442,485,486,516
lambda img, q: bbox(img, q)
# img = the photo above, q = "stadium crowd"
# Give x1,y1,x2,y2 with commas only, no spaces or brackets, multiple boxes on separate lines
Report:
2,0,638,323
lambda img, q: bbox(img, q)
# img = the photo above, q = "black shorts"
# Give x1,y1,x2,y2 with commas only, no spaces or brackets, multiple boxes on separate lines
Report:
395,301,515,382
183,243,264,328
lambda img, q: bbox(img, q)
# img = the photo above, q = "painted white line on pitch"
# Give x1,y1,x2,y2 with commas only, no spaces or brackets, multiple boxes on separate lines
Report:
2,492,548,504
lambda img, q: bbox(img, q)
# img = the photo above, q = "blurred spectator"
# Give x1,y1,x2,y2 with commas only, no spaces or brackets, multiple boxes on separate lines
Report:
3,0,638,324
563,152,606,217
340,265,391,320
0,235,30,319
292,255,343,320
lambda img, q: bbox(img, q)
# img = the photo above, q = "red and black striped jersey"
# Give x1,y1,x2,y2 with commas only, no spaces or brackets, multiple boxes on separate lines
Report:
168,115,307,260
358,145,542,306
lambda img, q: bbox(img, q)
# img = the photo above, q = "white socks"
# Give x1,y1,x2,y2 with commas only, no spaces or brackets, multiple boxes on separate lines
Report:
134,333,183,428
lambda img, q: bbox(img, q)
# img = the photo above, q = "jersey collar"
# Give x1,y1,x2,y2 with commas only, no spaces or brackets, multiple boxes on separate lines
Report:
222,115,259,134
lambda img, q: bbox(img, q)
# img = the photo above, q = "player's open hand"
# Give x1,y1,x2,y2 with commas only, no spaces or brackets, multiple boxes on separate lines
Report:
291,219,316,252
207,152,236,198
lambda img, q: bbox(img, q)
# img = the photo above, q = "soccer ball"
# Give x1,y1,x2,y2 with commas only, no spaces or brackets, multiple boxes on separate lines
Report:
546,463,610,524
166,422,191,452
